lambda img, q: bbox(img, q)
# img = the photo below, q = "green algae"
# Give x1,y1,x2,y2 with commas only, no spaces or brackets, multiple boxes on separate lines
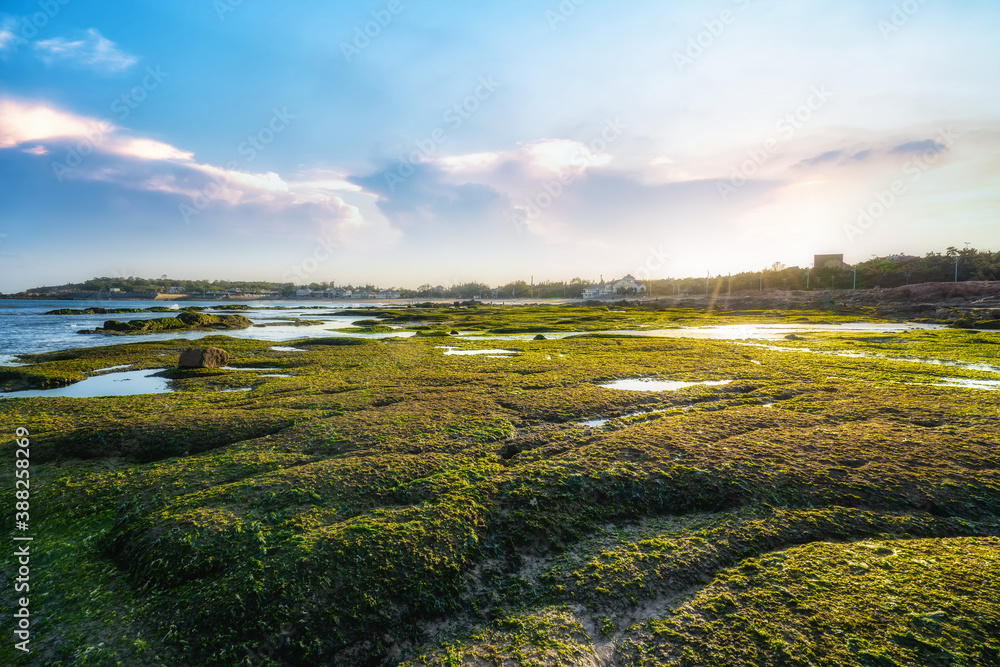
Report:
617,537,1000,666
1,305,998,665
78,312,254,335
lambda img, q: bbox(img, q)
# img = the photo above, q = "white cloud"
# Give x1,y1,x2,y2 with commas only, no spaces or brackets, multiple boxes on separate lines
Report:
430,139,612,181
0,98,379,240
34,28,137,72
0,99,98,147
0,17,17,52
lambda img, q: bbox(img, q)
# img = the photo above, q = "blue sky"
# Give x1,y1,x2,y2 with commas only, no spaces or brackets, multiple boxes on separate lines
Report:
1,0,998,291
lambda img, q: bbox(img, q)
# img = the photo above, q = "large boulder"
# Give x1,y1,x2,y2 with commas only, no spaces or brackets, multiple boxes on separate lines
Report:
178,347,229,369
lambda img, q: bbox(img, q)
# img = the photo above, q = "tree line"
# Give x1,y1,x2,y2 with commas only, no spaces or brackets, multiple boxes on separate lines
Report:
23,247,998,298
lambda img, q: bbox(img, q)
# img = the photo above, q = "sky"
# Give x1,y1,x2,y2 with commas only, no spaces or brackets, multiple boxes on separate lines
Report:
1,0,998,292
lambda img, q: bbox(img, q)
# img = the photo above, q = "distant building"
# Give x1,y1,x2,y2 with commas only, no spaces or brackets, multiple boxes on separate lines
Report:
582,284,610,299
376,290,401,299
814,254,846,269
295,288,312,297
583,274,647,299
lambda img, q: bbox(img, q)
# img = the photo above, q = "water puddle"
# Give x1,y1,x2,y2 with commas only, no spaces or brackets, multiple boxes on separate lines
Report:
600,378,732,392
0,365,294,399
918,378,1000,391
436,347,518,357
736,342,1000,375
579,403,700,428
270,346,306,352
0,369,171,399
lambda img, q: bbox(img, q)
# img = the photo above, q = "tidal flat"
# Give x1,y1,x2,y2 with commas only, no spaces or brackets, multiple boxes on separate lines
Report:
1,304,998,666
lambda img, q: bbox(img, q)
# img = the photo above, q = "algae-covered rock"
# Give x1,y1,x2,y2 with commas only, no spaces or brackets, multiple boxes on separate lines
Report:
178,347,229,369
178,312,251,329
101,320,135,332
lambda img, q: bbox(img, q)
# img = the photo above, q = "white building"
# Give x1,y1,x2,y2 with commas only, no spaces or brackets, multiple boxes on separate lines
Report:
582,274,647,299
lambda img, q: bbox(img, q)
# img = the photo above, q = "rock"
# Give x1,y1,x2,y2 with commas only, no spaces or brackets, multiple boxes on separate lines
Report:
101,320,134,332
178,347,229,369
177,312,252,329
533,334,547,340
784,334,804,341
178,312,217,327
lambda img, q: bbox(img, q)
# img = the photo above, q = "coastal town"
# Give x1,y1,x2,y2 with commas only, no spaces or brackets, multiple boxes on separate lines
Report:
3,248,995,302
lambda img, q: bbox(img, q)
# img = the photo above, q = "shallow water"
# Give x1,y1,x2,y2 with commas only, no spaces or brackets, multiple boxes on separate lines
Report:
920,378,1000,391
603,322,945,341
580,407,670,428
0,300,951,356
0,299,402,358
436,347,518,356
736,342,1000,376
0,369,171,399
461,322,947,343
600,379,732,392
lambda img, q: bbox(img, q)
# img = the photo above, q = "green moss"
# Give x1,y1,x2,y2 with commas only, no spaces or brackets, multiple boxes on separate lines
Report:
617,537,1000,666
2,306,999,665
79,313,253,335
